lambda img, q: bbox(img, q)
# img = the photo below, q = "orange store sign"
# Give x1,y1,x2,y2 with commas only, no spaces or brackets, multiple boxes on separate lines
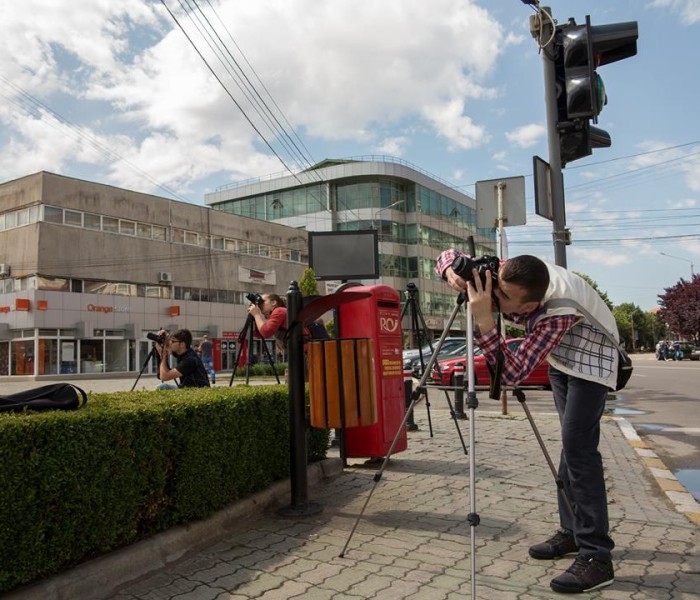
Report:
87,304,130,313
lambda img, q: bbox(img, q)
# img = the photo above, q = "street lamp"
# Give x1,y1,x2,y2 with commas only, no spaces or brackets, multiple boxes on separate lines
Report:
659,252,695,278
371,200,405,230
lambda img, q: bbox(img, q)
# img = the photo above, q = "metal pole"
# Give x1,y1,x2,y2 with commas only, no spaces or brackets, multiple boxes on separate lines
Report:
465,302,478,599
539,6,568,268
453,363,466,419
404,368,418,431
496,182,509,414
278,280,322,517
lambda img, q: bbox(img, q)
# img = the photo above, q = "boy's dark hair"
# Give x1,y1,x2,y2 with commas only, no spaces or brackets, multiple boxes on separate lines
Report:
169,329,193,348
500,255,550,303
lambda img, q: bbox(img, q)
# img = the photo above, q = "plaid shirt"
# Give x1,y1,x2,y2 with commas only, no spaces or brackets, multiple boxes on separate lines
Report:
435,249,579,385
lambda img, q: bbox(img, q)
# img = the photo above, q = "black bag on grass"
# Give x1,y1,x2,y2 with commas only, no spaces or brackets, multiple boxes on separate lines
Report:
0,383,88,413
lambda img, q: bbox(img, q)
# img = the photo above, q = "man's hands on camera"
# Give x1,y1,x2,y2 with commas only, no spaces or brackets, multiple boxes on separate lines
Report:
446,266,497,334
154,330,170,358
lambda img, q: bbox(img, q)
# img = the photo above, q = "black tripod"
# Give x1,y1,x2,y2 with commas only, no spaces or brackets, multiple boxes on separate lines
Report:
400,283,468,453
228,314,280,385
131,343,159,391
399,282,433,433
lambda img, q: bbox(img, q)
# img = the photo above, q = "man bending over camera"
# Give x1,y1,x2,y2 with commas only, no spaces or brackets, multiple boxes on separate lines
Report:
155,328,210,389
437,250,619,595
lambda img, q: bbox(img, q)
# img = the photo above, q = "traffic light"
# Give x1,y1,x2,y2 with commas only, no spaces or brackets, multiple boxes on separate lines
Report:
555,16,638,166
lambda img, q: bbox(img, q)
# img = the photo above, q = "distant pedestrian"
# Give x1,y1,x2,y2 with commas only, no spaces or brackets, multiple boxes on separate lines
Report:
672,341,681,361
199,335,215,384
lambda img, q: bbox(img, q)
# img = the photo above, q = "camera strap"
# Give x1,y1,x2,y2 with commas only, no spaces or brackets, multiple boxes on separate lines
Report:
486,311,505,400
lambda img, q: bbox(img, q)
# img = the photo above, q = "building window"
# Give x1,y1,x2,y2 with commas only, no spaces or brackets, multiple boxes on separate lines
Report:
119,220,136,235
172,228,185,243
64,210,83,227
43,206,63,224
137,223,152,238
102,216,119,233
84,213,101,230
152,225,167,241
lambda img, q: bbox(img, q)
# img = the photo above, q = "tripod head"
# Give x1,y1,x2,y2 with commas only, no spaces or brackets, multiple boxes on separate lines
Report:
404,282,419,299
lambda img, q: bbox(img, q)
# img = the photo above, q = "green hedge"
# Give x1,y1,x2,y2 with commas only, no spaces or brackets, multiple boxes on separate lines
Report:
0,385,329,593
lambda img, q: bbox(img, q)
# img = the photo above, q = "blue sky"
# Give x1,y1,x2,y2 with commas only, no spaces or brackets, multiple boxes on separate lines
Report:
1,0,698,310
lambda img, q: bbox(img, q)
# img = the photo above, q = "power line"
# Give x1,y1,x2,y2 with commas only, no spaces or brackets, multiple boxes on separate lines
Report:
0,75,191,203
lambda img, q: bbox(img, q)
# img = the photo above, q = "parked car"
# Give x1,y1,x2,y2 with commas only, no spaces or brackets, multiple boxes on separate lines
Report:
432,338,550,388
691,346,700,361
675,341,695,360
403,337,466,372
407,342,470,378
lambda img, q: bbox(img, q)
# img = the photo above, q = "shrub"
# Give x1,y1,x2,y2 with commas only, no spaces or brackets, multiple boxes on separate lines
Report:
0,385,328,592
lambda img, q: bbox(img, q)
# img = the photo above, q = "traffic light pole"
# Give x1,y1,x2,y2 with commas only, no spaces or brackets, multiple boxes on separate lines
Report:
538,6,568,268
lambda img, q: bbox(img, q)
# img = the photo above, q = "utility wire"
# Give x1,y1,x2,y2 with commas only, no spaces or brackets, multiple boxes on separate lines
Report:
0,75,190,203
201,0,317,169
179,0,313,173
161,0,368,223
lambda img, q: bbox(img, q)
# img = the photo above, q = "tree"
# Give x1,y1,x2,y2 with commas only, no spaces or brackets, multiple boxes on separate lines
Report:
298,267,335,336
299,267,320,297
658,275,700,342
613,303,652,351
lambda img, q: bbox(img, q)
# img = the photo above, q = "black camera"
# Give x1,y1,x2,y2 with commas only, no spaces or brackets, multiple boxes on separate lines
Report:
146,331,168,345
451,255,500,287
246,292,264,306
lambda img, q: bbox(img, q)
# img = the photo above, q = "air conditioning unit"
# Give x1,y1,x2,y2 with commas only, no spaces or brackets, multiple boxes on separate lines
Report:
159,272,172,283
0,264,10,277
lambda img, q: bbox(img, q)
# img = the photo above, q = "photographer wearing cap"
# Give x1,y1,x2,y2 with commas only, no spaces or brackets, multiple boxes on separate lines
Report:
247,293,287,349
437,249,618,594
155,328,210,389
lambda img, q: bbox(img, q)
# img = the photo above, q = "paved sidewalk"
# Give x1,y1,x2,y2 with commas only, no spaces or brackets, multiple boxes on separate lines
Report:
110,410,697,600
3,379,698,599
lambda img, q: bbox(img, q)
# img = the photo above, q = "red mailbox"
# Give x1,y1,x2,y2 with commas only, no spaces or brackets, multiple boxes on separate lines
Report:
338,284,407,458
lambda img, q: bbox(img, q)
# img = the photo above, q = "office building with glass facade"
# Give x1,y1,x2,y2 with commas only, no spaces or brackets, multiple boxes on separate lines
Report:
206,157,496,336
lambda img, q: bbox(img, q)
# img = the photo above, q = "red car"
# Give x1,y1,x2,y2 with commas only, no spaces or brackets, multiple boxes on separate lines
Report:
432,338,550,388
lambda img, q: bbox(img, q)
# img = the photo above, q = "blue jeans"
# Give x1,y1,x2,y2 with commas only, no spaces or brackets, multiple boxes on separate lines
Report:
549,366,614,560
157,381,178,390
203,357,215,382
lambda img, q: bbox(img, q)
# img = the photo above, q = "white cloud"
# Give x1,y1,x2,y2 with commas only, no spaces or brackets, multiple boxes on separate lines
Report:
649,0,700,25
667,198,697,208
423,100,490,150
505,123,546,148
0,0,507,194
373,137,409,157
570,247,631,266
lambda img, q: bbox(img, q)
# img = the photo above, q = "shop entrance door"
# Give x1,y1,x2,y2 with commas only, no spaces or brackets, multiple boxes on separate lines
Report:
220,340,238,371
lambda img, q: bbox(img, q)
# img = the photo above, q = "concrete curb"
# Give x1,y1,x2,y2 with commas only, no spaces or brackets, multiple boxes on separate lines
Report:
613,416,700,524
3,458,344,600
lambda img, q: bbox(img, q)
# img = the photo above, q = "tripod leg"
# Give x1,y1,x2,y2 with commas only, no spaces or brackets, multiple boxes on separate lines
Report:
131,346,158,391
513,389,575,520
258,334,281,384
228,317,252,386
411,294,471,453
409,301,433,436
463,303,480,599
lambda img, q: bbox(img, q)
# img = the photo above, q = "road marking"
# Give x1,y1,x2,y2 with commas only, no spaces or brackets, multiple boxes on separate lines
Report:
613,416,700,524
